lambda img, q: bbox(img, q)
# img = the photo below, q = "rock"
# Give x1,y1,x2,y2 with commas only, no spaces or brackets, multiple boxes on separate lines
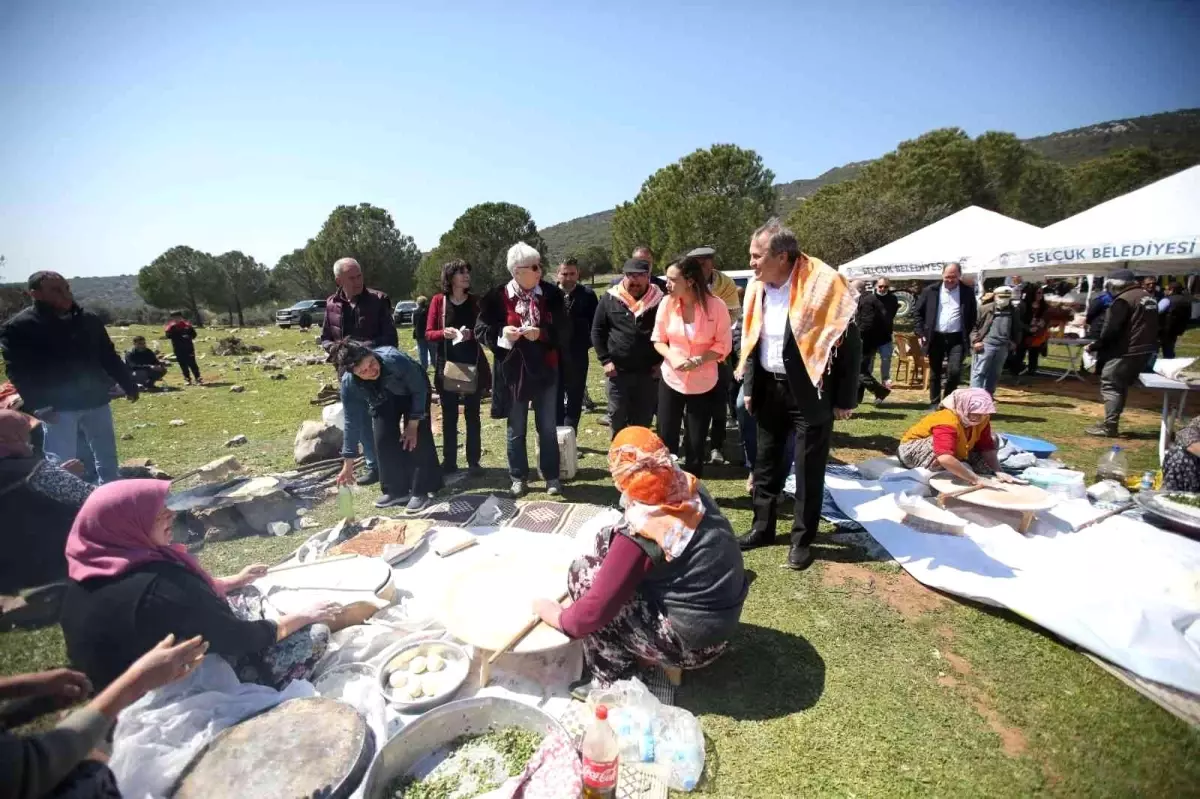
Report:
294,420,343,465
260,362,282,372
121,432,134,440
194,506,245,542
268,521,292,537
133,422,155,429
269,373,288,381
170,419,186,426
232,366,241,372
225,435,249,448
230,385,245,393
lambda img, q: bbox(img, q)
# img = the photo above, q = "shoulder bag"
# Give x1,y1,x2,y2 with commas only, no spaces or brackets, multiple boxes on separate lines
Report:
440,294,479,394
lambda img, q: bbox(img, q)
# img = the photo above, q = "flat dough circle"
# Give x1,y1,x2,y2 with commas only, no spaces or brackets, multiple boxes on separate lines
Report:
929,476,1057,512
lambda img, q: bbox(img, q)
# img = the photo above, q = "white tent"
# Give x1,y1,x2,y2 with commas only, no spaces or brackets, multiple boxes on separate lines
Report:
978,165,1200,280
839,206,1041,281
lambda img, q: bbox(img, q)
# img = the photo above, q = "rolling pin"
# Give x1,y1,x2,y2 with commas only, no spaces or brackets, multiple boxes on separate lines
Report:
1075,503,1134,531
937,483,987,508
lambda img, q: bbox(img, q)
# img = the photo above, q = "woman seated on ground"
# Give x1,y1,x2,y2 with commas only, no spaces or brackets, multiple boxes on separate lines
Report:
653,256,732,477
0,409,94,596
333,341,442,511
533,426,749,687
0,635,206,799
60,480,339,693
897,388,1020,486
1162,416,1200,492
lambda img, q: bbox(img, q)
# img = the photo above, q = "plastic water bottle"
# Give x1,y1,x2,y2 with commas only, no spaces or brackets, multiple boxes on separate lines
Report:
581,704,619,798
337,485,355,521
1096,446,1128,484
1140,471,1155,492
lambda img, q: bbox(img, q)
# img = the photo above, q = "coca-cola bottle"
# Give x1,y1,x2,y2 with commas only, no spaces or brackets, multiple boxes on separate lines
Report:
581,704,620,798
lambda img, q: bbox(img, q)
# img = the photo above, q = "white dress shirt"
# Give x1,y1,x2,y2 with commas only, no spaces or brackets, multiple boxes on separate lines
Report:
936,284,963,334
758,271,793,374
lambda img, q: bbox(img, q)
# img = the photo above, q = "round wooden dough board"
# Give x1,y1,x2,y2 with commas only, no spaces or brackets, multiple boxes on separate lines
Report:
929,476,1057,512
439,538,579,653
171,697,372,799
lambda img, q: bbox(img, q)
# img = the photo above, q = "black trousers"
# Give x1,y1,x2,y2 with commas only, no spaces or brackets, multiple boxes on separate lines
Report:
440,388,481,472
658,380,720,477
608,370,658,438
373,394,441,498
557,349,590,430
1162,335,1180,360
750,371,833,549
706,361,732,453
927,332,964,404
176,351,200,382
857,345,887,402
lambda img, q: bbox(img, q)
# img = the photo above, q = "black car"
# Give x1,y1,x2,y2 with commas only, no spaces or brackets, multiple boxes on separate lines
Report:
393,300,420,326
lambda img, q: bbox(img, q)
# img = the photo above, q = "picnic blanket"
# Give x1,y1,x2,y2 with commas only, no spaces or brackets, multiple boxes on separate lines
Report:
824,469,1200,697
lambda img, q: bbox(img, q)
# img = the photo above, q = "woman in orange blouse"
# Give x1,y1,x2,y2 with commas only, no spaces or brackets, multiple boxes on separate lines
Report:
653,256,732,477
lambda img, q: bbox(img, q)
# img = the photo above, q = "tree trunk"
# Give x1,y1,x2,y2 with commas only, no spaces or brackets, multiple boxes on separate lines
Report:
235,296,245,327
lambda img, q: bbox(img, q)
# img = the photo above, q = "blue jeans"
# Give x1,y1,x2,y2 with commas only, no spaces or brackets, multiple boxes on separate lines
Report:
507,381,560,481
339,382,378,471
737,384,794,470
416,340,433,371
42,404,120,484
970,343,1009,395
870,341,894,384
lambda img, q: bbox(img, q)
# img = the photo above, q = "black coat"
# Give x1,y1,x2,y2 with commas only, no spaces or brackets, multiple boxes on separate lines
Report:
856,293,893,350
561,285,599,353
591,292,664,374
0,302,137,412
742,322,862,427
913,282,978,350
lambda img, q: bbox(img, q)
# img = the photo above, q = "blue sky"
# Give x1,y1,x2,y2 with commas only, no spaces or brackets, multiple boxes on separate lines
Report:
1,0,1197,279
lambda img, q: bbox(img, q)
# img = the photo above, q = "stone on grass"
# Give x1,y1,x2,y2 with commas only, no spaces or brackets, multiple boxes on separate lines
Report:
225,435,249,448
120,432,134,441
230,385,245,393
269,373,288,381
294,420,343,464
268,521,292,536
169,419,186,426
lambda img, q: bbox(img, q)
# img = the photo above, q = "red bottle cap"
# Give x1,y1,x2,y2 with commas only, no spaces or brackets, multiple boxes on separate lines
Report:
595,704,608,720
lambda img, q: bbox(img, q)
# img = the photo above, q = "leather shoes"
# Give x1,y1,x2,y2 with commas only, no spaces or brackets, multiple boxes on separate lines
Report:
786,544,815,571
737,531,775,551
356,468,379,486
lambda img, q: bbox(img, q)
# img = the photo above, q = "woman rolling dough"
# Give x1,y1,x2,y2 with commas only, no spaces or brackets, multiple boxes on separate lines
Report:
897,388,1019,486
532,426,749,686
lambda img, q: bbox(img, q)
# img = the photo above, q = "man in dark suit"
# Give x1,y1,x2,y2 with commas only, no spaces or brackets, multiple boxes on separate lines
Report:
737,219,861,571
913,262,977,409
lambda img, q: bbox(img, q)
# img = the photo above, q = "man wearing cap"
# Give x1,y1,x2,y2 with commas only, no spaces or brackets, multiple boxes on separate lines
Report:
968,285,1020,396
592,258,665,437
687,246,741,465
1085,269,1160,437
0,271,139,484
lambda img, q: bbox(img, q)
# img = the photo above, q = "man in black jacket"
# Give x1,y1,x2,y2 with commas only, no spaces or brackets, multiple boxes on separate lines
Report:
1085,270,1160,437
737,220,861,571
0,272,138,484
556,258,598,431
1159,282,1192,359
592,258,664,438
853,279,892,404
913,262,977,409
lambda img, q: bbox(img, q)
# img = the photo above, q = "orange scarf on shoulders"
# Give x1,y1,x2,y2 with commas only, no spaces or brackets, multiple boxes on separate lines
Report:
738,254,855,390
608,283,663,319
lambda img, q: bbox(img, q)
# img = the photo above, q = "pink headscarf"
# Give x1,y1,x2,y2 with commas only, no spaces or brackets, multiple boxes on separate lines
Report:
941,388,997,427
65,479,225,597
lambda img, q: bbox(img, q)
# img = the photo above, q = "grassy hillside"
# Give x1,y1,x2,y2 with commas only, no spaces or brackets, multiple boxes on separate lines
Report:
540,107,1200,260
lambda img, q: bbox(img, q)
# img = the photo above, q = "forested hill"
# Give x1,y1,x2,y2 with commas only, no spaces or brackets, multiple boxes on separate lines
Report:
0,274,143,309
540,107,1200,259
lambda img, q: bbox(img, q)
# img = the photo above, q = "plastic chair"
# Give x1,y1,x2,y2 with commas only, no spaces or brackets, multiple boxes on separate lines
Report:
893,333,929,389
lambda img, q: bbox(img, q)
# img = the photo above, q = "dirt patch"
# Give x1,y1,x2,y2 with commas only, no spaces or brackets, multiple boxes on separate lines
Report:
820,561,948,620
933,635,1028,758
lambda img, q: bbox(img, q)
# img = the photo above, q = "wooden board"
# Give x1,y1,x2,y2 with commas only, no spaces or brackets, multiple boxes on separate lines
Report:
439,538,579,653
929,476,1057,512
251,555,394,629
171,697,372,799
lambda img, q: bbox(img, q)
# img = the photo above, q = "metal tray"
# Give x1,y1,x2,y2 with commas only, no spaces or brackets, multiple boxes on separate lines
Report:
376,640,470,713
1134,490,1200,540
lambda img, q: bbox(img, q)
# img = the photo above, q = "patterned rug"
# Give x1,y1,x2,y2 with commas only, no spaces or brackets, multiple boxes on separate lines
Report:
410,493,519,527
508,500,614,538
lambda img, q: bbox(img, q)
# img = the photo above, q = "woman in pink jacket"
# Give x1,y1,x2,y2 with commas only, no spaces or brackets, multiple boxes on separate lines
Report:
652,256,732,477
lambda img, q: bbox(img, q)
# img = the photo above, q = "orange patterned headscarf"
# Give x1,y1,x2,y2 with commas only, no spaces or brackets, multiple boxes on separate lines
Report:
608,426,705,560
738,254,855,391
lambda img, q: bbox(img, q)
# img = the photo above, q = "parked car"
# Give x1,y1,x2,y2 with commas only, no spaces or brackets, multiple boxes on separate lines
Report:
393,300,420,326
276,299,326,329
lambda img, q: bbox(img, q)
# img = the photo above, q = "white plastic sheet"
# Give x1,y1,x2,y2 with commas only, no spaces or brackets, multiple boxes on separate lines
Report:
826,473,1200,695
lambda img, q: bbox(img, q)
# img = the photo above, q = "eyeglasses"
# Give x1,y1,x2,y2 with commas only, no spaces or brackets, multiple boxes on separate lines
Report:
519,264,542,272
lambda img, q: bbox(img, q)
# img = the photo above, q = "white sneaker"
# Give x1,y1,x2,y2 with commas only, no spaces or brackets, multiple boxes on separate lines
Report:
510,480,527,498
546,480,563,496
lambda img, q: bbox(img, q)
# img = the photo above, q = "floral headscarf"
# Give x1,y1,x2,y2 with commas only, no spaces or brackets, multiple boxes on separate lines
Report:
608,426,705,560
941,388,996,427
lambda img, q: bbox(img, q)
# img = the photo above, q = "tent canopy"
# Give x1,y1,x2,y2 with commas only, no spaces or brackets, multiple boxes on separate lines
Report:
838,206,1040,281
978,165,1200,280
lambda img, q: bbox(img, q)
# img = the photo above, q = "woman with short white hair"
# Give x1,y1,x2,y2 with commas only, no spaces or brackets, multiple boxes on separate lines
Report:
476,243,568,497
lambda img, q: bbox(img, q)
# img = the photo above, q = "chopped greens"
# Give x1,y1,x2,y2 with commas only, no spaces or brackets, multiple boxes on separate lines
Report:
1163,493,1200,509
388,726,543,799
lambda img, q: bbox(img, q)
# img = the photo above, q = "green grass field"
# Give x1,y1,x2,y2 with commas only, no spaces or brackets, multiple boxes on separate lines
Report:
3,322,1199,797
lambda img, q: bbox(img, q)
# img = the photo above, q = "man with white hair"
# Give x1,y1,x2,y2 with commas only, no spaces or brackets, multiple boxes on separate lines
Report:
477,242,568,497
320,257,398,486
1085,269,1160,437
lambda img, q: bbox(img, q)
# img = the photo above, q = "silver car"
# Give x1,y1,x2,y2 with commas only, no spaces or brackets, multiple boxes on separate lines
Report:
276,299,326,329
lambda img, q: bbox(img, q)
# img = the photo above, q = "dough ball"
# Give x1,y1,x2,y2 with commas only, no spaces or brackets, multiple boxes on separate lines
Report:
388,650,418,671
426,654,445,673
422,675,440,697
408,655,427,675
387,671,407,690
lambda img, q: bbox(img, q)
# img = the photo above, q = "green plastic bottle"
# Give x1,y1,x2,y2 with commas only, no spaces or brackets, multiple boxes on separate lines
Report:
338,485,355,521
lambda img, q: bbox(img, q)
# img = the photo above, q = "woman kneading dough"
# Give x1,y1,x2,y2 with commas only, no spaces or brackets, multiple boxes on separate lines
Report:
532,426,749,686
60,480,340,692
897,388,1019,486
